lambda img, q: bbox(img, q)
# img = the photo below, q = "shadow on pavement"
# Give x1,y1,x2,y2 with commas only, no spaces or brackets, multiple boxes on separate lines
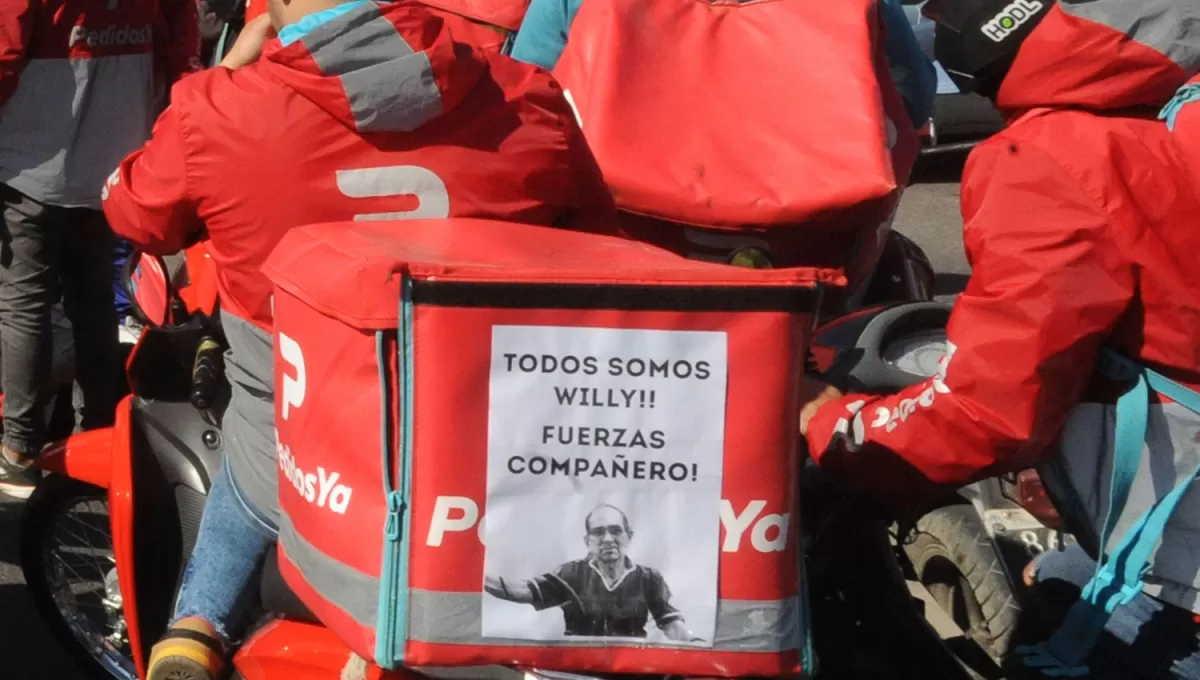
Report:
0,499,89,679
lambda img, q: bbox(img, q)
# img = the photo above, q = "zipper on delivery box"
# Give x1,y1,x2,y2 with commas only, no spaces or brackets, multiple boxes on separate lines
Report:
375,275,415,667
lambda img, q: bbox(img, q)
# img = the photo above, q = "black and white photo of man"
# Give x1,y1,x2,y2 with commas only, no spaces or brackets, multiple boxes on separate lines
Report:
484,504,702,641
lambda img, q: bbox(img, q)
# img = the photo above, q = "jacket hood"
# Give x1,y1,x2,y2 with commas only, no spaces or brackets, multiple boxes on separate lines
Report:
262,0,485,133
998,0,1200,113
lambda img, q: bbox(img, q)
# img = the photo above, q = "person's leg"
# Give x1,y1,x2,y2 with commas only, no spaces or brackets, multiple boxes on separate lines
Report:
0,185,63,497
1027,545,1200,679
59,209,121,430
148,456,277,680
112,238,133,320
1026,542,1095,614
150,315,281,680
1084,593,1200,680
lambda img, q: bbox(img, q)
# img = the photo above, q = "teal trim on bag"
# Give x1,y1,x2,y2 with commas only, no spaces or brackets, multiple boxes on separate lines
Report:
1020,349,1200,676
374,277,416,667
375,330,400,666
797,530,817,675
1159,83,1200,132
392,275,417,662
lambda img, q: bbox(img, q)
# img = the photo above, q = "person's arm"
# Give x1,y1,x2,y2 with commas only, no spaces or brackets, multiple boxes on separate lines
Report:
484,568,574,609
508,0,577,70
159,0,203,86
645,568,699,641
803,141,1135,510
102,104,205,256
661,620,699,642
0,0,35,107
877,0,936,129
483,575,537,603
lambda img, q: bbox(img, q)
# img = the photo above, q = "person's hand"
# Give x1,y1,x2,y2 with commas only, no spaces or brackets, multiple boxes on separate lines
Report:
219,14,275,70
799,378,844,436
198,1,224,41
1023,559,1038,587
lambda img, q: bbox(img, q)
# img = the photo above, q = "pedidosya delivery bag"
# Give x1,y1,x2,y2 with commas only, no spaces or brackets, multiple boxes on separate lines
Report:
551,0,919,289
264,218,832,677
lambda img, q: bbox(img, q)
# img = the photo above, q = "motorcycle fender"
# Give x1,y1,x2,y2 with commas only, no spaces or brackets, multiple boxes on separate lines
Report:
44,395,148,677
108,396,150,677
237,619,412,680
36,424,117,489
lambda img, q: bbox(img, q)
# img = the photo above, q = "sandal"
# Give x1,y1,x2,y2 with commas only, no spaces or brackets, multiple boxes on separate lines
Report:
147,618,226,680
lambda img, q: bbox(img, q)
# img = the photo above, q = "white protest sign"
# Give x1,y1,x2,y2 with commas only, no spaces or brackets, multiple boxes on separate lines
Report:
481,325,727,646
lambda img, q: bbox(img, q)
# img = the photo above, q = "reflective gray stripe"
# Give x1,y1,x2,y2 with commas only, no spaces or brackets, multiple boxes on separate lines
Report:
1062,0,1200,72
408,590,802,652
281,511,801,652
300,2,443,132
1046,401,1200,614
278,512,382,628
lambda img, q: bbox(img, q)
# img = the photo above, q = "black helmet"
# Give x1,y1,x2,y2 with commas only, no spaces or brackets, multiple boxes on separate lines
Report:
922,0,1056,98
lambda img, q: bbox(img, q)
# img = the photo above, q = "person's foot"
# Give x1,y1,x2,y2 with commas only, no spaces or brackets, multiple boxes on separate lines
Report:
147,617,225,680
118,315,144,345
0,446,41,500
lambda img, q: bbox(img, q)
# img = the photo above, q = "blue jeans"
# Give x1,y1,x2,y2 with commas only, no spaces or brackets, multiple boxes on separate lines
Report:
113,239,132,318
172,455,277,641
1032,544,1200,679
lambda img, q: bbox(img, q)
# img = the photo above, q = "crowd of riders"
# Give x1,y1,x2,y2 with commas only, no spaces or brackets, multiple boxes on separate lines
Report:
1,0,1199,677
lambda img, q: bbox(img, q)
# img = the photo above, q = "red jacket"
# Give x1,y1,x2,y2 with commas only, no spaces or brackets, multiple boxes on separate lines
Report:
103,0,607,331
806,1,1200,512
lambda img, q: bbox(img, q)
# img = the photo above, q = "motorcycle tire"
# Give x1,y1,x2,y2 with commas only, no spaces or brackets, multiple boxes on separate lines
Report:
20,475,138,680
903,504,1022,666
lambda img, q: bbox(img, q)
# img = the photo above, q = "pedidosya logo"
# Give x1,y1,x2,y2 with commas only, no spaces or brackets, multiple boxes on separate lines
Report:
981,0,1044,43
69,23,153,48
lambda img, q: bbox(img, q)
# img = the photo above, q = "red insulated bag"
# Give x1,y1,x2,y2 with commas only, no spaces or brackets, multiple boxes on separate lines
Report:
264,218,834,677
550,0,918,288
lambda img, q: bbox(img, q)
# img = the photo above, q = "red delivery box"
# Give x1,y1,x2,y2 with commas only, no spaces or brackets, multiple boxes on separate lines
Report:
264,218,836,677
550,0,919,232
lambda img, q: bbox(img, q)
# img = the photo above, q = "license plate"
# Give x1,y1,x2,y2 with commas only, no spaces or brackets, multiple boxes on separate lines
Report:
983,509,1076,579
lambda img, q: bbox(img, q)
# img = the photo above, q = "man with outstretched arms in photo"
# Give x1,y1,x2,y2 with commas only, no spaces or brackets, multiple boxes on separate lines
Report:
486,503,701,641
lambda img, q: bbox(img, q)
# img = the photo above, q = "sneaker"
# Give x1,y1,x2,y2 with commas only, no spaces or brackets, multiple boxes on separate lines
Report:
147,617,225,680
0,448,41,500
119,316,144,345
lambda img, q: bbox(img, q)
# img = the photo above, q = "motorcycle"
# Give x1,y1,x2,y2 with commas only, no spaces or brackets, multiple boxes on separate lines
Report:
807,302,1078,679
20,237,1040,680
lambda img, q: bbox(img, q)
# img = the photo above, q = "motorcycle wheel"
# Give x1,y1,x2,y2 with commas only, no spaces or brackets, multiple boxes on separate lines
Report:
902,504,1021,665
20,475,137,680
808,502,984,679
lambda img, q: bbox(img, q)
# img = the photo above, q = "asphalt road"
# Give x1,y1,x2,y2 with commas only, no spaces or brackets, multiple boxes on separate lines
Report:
0,152,973,680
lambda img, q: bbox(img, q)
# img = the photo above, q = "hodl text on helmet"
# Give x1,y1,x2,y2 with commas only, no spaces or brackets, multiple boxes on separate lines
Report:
981,0,1045,42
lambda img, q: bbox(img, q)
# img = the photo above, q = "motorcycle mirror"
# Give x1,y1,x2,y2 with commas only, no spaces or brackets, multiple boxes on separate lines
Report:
124,251,173,327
